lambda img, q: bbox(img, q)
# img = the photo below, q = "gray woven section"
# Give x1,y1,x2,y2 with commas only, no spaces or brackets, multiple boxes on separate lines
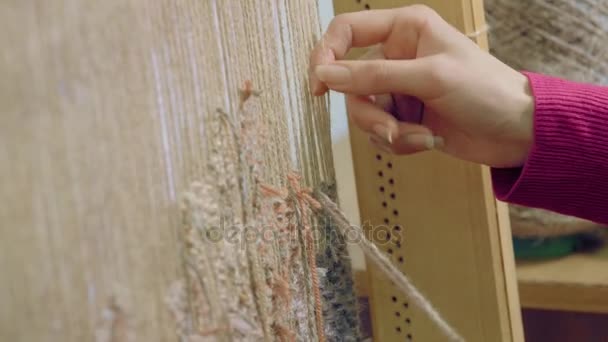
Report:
316,184,362,342
317,223,362,342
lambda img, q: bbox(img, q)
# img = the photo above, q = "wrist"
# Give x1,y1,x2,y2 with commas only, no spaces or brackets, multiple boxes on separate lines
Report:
504,70,534,167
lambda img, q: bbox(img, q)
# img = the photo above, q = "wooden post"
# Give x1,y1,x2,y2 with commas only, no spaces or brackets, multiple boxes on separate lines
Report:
331,1,524,341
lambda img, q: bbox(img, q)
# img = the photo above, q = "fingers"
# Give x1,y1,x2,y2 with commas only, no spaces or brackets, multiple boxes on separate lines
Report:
309,6,433,95
392,123,444,154
346,94,443,155
346,94,400,142
309,9,397,95
350,46,399,112
315,57,443,99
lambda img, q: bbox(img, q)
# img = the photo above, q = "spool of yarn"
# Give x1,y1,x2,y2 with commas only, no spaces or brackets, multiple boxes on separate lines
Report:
486,0,608,85
509,204,604,238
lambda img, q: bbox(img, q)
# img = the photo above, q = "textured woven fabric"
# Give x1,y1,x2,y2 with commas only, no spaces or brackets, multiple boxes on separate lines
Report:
316,184,361,342
0,1,361,340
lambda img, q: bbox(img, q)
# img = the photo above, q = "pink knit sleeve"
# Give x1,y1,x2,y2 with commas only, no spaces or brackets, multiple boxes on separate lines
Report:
491,72,608,225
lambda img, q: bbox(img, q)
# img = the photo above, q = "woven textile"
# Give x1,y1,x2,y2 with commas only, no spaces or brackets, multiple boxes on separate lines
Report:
0,1,360,341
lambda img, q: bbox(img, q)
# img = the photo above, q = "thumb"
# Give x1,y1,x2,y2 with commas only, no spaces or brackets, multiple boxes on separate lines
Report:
314,57,439,99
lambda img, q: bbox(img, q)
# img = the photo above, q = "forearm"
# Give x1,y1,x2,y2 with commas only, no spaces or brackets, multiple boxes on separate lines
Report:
492,72,608,225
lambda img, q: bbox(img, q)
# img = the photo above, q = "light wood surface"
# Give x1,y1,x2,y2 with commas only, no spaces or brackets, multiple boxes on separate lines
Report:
518,247,608,314
332,0,523,341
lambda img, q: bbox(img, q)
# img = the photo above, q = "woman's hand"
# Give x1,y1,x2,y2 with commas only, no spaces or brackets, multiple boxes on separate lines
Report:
309,5,534,168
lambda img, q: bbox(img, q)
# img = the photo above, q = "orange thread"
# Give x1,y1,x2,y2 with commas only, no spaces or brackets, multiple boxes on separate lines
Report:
238,80,262,109
260,181,297,340
287,172,325,342
259,173,326,341
272,322,296,342
272,273,291,308
259,183,288,198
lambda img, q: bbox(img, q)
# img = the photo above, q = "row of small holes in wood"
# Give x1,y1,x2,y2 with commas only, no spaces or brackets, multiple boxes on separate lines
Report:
376,152,412,340
357,0,412,337
355,0,371,10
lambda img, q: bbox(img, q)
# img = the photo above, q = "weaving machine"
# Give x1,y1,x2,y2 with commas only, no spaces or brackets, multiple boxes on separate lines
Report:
1,0,536,341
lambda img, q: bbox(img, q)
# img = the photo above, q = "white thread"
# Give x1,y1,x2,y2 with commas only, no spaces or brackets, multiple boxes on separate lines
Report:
466,24,490,39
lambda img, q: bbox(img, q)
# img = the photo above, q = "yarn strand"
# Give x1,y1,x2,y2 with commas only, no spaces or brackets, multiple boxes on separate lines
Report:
314,190,465,342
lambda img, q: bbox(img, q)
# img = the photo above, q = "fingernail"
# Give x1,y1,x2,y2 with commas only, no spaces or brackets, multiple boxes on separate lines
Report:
372,124,392,144
360,95,376,104
387,121,398,144
310,81,320,94
315,64,351,84
308,69,320,94
369,136,393,154
402,134,444,150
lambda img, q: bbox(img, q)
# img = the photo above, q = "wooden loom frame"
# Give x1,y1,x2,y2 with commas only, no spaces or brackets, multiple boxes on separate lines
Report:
331,0,524,341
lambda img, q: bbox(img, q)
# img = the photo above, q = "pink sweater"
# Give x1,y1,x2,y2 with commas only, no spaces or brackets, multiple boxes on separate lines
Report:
492,72,608,225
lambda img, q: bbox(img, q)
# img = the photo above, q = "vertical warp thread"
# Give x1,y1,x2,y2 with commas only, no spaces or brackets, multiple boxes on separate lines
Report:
2,0,344,341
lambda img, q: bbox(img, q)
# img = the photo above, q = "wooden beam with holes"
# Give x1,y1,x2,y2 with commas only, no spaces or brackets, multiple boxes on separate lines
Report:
331,1,524,341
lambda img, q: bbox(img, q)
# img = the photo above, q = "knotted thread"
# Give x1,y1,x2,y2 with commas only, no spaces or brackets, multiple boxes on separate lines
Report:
314,190,464,342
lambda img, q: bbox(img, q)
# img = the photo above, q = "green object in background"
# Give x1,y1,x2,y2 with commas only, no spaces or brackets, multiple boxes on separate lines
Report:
513,235,578,260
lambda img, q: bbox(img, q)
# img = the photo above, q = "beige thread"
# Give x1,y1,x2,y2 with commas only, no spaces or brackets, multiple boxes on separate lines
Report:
2,0,358,340
466,24,490,39
314,190,465,342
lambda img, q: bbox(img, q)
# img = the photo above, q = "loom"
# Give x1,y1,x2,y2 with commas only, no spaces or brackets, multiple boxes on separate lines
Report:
3,0,607,341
